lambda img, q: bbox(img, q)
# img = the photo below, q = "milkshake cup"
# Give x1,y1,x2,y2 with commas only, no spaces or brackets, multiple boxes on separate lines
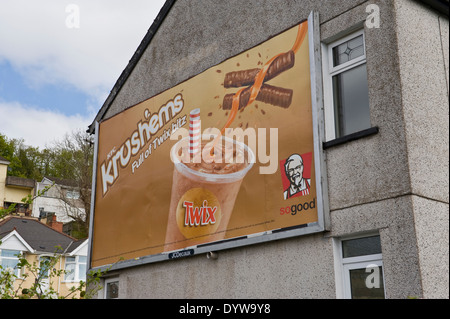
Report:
164,136,254,252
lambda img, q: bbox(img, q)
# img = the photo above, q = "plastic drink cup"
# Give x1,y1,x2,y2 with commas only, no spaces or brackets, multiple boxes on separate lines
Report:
164,136,254,252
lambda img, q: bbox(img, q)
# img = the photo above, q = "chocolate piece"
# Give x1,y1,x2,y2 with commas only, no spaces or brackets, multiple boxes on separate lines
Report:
224,68,260,88
222,84,293,110
224,50,295,88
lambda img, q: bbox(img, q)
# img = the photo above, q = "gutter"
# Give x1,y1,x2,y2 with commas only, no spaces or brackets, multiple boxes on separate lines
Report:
418,0,449,15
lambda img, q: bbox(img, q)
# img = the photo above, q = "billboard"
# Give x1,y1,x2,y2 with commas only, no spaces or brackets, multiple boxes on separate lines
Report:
89,14,326,269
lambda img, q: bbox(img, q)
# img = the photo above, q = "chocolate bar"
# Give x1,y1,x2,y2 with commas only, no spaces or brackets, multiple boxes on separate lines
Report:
224,50,295,88
222,84,293,110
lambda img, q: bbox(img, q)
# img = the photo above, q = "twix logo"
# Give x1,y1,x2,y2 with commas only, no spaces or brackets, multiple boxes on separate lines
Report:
183,200,217,227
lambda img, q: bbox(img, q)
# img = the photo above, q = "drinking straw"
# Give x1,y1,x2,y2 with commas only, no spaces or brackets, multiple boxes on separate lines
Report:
189,108,201,157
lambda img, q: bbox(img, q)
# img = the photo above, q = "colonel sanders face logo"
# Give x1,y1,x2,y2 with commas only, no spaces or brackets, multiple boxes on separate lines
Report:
282,153,311,200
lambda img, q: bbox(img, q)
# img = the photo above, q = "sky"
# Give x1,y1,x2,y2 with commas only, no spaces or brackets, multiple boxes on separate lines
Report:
0,0,167,150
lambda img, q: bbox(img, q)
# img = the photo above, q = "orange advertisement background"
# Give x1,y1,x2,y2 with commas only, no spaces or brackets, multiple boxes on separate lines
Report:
91,21,317,268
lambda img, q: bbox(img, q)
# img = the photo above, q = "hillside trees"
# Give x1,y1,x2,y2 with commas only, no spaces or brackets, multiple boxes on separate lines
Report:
50,130,94,238
0,130,94,238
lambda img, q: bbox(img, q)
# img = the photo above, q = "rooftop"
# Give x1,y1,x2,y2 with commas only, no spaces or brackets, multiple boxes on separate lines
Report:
0,216,85,254
0,155,10,165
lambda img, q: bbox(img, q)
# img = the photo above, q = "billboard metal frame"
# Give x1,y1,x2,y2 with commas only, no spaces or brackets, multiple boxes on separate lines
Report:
87,11,329,273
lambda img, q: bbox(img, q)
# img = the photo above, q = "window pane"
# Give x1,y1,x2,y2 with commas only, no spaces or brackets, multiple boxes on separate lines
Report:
342,236,382,258
78,263,86,281
332,63,370,137
65,263,75,281
333,35,364,67
106,281,119,299
350,267,385,299
66,256,76,263
1,258,19,270
1,250,20,258
39,257,51,278
78,256,87,263
66,191,80,199
0,250,20,276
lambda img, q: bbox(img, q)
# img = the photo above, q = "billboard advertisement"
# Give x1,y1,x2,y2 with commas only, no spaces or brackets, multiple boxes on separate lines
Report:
90,16,325,269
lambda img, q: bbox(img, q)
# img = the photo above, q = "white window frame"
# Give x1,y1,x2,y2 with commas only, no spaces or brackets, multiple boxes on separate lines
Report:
333,234,386,299
322,29,368,141
38,254,53,293
0,249,22,277
104,277,120,299
63,255,87,282
342,254,385,299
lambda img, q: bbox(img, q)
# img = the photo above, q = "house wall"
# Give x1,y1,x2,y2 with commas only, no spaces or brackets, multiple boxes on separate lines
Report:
11,253,84,299
91,0,449,299
4,186,33,205
32,181,75,224
0,163,7,208
393,0,449,298
31,179,86,225
1,236,87,298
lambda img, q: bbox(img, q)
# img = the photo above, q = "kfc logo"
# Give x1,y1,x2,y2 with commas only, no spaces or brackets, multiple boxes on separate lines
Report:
280,153,312,200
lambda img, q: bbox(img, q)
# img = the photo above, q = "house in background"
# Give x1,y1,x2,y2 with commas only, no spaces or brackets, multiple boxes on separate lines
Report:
1,157,87,238
32,177,87,238
0,156,35,216
0,215,88,298
32,177,86,224
1,159,89,298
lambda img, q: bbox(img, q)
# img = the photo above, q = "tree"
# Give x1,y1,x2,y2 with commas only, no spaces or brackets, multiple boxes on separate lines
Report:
49,130,94,238
0,134,48,180
0,134,28,178
1,130,94,238
0,133,16,160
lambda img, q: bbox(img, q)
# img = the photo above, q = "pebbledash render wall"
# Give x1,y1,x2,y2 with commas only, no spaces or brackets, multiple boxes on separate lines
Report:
89,0,449,299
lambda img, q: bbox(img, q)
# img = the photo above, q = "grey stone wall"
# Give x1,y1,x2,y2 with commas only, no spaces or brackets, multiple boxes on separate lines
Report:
394,0,449,298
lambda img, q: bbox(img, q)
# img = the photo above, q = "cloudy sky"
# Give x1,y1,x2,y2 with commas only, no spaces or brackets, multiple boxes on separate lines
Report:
0,0,166,149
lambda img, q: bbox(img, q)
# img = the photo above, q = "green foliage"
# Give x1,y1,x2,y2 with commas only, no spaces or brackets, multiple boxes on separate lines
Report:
0,130,94,182
0,246,110,299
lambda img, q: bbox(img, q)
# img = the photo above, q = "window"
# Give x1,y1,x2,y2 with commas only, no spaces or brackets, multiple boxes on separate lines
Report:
335,235,386,299
39,256,53,279
104,278,119,299
323,30,371,140
64,256,87,282
0,249,21,277
38,256,52,292
66,190,80,199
